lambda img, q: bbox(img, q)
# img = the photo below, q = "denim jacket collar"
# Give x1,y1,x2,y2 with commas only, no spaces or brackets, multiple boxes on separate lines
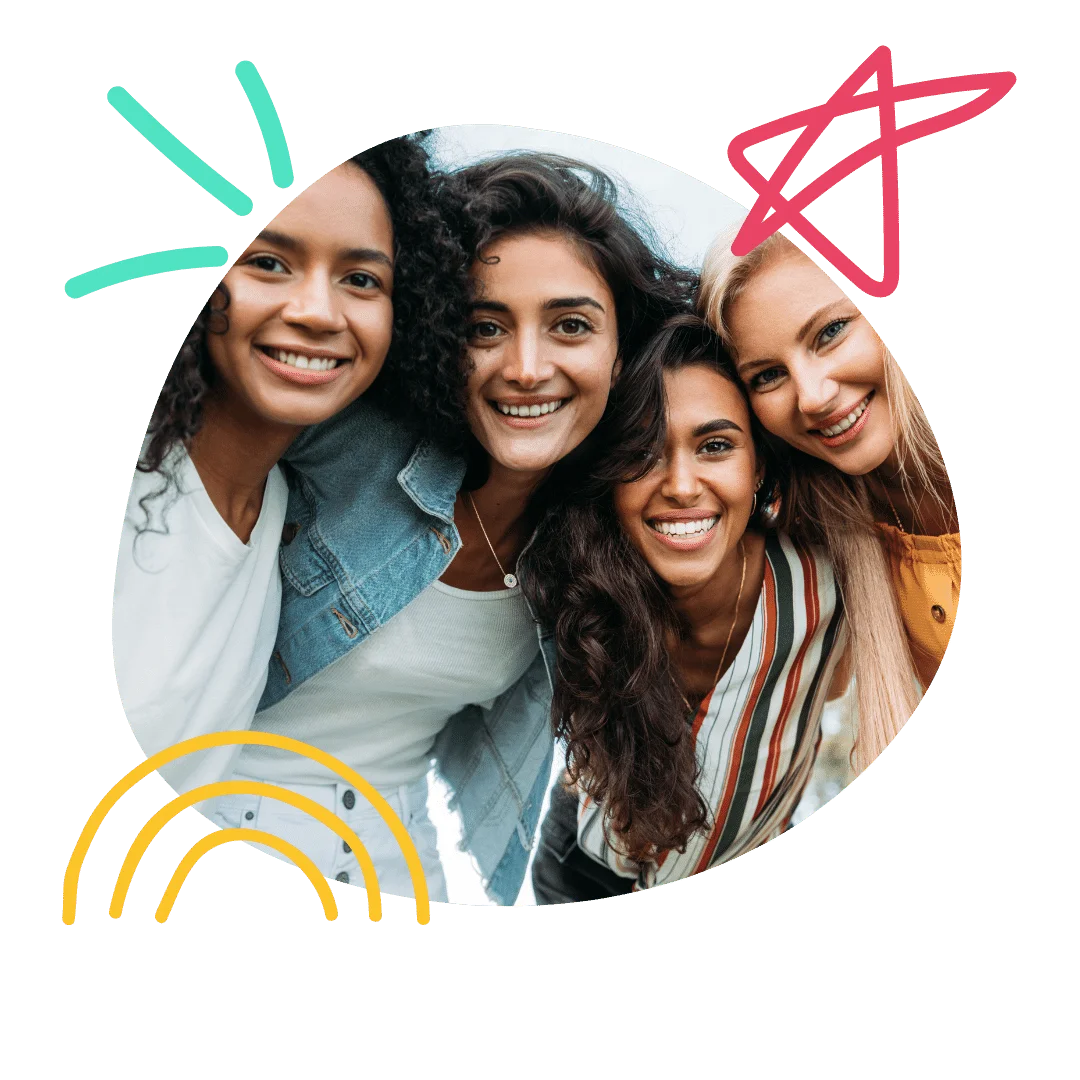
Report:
397,440,465,526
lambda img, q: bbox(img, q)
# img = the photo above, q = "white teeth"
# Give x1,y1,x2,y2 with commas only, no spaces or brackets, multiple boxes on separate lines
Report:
265,348,342,372
496,399,566,417
649,516,718,537
819,396,870,437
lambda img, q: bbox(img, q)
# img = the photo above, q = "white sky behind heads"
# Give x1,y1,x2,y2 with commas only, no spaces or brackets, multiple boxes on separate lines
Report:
431,124,747,270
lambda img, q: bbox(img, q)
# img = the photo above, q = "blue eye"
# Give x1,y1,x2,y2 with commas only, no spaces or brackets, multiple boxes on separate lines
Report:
818,319,849,345
749,366,785,392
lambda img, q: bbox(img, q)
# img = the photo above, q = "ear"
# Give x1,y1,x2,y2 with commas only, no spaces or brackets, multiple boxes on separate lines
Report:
610,355,623,385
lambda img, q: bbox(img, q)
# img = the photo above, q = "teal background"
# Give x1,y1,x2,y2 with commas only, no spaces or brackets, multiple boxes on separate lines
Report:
4,4,1071,1075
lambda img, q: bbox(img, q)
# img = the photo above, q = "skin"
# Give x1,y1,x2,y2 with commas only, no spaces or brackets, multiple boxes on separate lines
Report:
191,163,395,540
727,250,896,478
727,249,954,536
614,364,766,703
441,230,620,591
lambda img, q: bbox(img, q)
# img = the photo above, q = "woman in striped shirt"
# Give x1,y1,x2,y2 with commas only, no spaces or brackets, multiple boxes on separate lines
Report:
525,314,848,898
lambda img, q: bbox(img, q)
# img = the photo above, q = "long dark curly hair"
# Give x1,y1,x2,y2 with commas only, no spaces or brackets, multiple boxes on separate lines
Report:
138,130,471,481
441,152,698,492
522,314,779,862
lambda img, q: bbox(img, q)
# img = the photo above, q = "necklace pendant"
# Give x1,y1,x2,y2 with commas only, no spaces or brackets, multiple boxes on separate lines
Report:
503,573,518,589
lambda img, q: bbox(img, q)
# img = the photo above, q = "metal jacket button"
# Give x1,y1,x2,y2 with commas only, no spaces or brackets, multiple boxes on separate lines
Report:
931,604,946,624
342,790,356,810
336,872,350,884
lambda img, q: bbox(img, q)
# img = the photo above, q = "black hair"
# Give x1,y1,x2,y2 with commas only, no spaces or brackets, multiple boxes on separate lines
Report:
521,313,777,860
442,152,698,491
138,130,471,483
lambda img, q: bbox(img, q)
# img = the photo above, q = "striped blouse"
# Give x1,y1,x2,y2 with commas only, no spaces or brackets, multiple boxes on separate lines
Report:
578,531,846,888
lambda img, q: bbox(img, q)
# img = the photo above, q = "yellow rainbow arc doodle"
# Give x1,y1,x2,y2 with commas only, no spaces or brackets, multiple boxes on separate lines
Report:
63,731,431,925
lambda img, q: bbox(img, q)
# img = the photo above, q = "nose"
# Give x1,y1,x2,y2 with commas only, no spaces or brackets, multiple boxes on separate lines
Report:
791,357,841,419
281,271,347,334
501,328,555,390
659,449,703,504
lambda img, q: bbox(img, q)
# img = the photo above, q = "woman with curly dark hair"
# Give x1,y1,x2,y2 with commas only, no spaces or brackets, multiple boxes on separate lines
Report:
525,315,849,902
217,152,697,904
114,132,469,801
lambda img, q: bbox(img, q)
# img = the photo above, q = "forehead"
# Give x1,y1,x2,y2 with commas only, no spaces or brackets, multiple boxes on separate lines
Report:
663,364,750,429
471,231,612,303
729,252,846,346
265,163,393,250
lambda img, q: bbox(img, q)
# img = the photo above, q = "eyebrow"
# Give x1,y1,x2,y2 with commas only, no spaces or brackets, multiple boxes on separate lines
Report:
255,230,393,268
735,299,853,377
691,418,744,438
794,300,851,344
468,296,606,314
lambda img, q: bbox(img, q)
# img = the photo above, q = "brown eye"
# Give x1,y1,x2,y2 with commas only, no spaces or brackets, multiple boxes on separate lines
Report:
555,317,590,336
469,321,503,340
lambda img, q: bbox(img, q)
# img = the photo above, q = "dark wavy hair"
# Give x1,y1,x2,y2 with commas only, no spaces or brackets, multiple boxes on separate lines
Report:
442,152,698,490
522,314,778,861
138,130,471,481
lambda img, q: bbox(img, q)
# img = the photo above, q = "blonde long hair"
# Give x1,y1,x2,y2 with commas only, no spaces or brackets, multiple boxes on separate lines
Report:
699,228,954,771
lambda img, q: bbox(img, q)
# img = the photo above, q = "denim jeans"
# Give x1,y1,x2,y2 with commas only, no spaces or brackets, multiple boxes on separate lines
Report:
202,774,448,903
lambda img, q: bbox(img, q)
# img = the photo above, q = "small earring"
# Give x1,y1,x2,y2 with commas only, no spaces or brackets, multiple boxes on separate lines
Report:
751,492,758,516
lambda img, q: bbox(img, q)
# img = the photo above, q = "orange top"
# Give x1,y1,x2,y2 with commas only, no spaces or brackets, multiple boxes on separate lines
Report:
876,524,961,689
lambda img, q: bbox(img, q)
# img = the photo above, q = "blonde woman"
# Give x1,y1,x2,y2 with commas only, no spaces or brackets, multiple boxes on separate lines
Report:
699,229,959,771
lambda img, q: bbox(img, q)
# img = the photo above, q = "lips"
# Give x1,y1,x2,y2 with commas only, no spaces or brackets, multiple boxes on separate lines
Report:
487,396,570,427
809,391,874,448
646,512,719,551
254,344,352,387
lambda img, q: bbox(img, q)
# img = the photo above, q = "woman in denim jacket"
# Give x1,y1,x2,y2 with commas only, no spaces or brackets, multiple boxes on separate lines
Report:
213,154,695,904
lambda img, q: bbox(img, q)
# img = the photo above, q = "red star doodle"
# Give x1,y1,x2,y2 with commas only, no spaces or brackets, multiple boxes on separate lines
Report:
728,46,1016,297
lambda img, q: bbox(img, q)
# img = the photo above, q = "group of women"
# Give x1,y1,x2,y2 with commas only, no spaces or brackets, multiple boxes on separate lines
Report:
114,130,960,906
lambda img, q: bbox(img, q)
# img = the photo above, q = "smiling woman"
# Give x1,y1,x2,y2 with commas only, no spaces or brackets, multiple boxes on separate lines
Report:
112,131,469,798
700,229,960,769
523,314,847,899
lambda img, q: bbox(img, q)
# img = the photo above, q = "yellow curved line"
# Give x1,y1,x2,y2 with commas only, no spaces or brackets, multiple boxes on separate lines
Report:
64,731,429,925
156,829,337,922
110,781,381,922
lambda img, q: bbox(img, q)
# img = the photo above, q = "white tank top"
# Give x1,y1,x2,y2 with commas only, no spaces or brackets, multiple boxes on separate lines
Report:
235,579,541,788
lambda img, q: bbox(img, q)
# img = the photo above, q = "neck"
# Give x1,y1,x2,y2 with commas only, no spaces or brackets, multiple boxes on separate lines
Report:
467,459,550,532
188,391,300,539
670,536,749,637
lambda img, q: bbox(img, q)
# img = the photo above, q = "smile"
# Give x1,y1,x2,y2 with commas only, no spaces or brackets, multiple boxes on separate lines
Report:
647,514,719,551
489,398,569,418
255,345,352,386
259,345,349,372
809,391,874,445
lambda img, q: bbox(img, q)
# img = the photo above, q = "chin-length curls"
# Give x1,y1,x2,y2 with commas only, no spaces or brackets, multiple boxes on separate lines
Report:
138,130,472,482
522,315,778,862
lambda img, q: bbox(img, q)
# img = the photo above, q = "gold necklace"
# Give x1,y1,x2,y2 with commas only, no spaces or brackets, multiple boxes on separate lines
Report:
711,539,748,688
883,487,907,534
466,492,518,589
677,539,749,715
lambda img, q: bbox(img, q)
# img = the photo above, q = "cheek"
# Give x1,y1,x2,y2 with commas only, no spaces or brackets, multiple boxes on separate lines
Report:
348,300,394,354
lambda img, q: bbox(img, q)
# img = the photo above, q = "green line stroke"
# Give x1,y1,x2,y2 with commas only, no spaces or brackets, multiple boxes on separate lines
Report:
107,86,253,215
65,246,229,299
235,61,293,188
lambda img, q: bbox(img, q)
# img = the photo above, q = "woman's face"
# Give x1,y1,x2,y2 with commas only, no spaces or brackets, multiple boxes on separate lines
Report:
726,251,894,476
206,162,394,430
615,364,760,590
465,231,619,478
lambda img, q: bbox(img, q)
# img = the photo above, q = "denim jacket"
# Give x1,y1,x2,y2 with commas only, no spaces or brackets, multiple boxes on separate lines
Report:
258,399,555,905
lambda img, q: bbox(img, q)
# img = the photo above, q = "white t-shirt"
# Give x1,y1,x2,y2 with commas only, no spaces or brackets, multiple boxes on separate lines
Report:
113,448,288,794
236,579,541,789
112,447,540,794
